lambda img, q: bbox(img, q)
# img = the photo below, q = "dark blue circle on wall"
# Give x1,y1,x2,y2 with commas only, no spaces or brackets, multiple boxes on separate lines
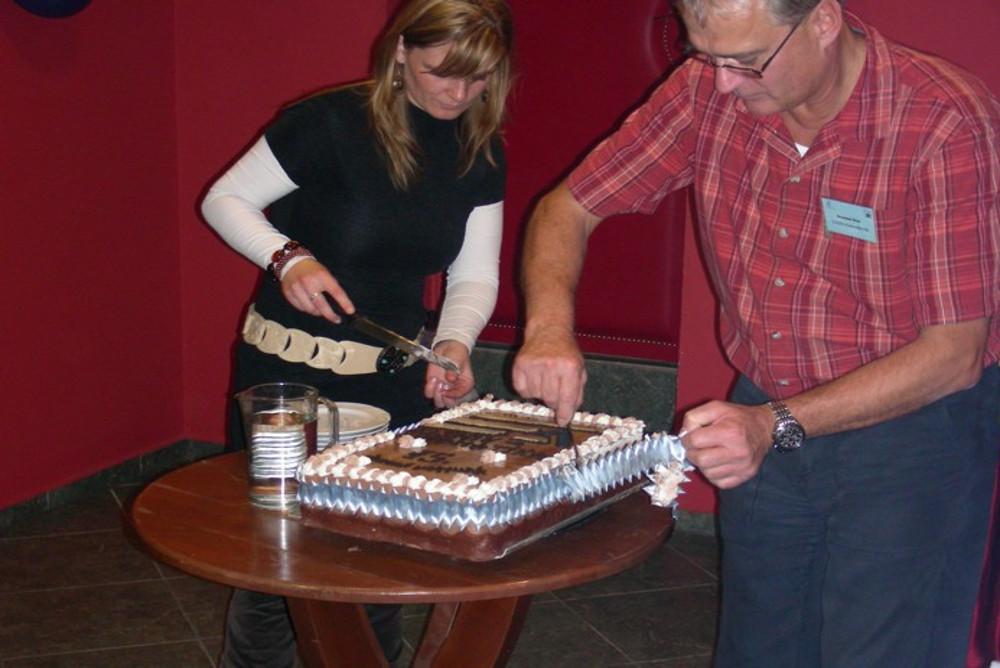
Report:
14,0,91,18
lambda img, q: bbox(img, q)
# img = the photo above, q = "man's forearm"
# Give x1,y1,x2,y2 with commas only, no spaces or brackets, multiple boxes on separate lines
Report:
520,183,601,334
681,318,991,489
787,318,990,438
513,183,604,422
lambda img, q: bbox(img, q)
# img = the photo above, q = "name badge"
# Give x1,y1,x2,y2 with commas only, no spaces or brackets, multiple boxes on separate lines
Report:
821,197,877,243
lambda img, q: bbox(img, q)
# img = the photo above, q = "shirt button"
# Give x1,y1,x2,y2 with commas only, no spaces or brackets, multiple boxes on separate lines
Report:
778,228,790,239
788,175,801,183
774,278,786,287
771,331,782,340
778,379,791,387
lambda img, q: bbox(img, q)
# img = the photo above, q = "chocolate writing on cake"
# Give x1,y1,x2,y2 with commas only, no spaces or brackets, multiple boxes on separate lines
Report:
368,454,486,477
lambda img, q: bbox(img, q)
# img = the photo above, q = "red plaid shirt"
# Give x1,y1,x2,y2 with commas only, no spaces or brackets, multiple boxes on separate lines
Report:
568,14,1000,399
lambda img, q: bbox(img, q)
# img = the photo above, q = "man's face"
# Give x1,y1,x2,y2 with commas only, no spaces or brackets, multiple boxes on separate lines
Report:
682,1,817,117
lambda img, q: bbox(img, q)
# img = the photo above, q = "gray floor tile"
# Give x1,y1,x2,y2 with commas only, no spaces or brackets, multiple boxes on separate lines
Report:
201,637,223,665
401,607,428,648
506,600,633,667
666,531,721,579
565,585,718,663
554,540,714,601
0,581,195,658
165,574,232,638
3,640,214,667
0,531,162,594
626,656,713,667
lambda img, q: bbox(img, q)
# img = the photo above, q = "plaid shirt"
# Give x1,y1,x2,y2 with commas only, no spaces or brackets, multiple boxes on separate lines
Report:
568,14,1000,399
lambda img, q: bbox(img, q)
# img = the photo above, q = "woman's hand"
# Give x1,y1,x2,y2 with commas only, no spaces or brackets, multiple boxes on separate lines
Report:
424,340,475,408
280,258,355,322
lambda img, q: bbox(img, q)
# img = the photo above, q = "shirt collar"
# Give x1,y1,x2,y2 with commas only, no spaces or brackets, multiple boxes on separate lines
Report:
835,11,896,143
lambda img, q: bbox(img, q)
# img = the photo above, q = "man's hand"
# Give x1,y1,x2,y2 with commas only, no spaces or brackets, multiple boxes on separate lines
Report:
511,325,586,425
681,401,773,489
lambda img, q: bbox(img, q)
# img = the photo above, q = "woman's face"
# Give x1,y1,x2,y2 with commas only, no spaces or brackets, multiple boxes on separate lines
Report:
395,40,488,120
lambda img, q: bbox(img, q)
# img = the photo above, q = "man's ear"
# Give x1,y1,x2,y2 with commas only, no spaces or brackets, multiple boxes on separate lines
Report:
810,0,844,49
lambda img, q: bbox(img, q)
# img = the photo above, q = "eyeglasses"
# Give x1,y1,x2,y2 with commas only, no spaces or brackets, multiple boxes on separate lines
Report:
686,19,802,79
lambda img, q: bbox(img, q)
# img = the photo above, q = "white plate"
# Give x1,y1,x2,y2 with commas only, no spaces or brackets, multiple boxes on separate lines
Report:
318,401,390,444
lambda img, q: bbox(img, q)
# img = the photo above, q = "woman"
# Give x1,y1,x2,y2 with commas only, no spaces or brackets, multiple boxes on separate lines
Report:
200,1,513,665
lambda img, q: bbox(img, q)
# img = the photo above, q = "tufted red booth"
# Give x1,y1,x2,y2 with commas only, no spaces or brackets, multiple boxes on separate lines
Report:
474,0,689,362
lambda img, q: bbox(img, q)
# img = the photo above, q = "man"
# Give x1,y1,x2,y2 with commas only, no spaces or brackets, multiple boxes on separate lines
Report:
511,0,999,666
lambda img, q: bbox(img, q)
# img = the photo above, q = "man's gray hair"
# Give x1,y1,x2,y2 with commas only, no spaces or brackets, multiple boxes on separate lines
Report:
676,0,840,26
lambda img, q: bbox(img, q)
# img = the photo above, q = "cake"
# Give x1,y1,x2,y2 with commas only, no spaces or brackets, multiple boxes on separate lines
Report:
297,397,689,561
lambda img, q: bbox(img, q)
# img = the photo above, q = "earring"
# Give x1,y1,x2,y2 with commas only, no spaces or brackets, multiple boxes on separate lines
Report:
481,89,489,103
392,64,404,92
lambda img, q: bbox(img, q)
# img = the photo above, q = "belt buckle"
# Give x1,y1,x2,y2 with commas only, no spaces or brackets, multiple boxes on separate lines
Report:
376,346,410,375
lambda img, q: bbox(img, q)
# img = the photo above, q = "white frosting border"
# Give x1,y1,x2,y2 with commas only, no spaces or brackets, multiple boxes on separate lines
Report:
299,397,645,503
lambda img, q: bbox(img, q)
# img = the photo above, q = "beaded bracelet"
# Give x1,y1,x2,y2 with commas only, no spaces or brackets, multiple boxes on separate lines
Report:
267,240,314,281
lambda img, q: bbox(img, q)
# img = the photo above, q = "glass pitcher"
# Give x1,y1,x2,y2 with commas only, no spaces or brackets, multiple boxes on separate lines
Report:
235,382,337,510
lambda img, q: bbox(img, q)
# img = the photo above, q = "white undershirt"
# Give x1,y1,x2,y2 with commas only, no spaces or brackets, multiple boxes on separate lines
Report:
200,137,502,353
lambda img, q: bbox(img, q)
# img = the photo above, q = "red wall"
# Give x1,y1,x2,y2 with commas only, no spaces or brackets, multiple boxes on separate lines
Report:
3,1,996,511
0,1,181,507
1,1,390,508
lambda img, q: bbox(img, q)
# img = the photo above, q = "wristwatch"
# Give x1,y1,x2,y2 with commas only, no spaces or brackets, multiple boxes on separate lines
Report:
767,400,806,452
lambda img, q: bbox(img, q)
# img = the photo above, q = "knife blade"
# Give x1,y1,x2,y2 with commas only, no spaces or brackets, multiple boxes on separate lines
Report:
347,314,460,373
319,295,459,373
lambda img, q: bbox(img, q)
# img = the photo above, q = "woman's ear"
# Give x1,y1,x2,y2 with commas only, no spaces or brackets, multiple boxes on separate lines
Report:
395,34,407,65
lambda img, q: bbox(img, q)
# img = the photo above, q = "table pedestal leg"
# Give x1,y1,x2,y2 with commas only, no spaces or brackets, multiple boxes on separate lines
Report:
287,595,533,668
412,596,533,667
288,598,389,668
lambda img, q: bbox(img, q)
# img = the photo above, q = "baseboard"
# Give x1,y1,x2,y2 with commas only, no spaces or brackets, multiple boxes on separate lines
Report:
0,439,223,529
674,508,718,536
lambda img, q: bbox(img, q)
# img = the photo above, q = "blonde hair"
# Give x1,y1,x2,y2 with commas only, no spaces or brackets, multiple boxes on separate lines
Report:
368,0,513,190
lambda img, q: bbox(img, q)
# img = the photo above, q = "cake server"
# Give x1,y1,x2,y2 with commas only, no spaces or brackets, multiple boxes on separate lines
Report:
322,296,460,373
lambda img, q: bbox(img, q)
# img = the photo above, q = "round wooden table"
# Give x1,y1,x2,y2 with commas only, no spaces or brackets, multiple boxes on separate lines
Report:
128,452,673,667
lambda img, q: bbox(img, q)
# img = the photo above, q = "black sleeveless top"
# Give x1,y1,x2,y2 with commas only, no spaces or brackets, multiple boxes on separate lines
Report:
230,85,505,435
256,85,504,340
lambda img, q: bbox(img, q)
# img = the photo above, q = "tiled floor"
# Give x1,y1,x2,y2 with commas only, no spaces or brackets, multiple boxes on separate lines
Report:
0,484,720,667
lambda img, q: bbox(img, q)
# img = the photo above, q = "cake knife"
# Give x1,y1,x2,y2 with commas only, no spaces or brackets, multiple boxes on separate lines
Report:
322,296,460,373
555,425,585,469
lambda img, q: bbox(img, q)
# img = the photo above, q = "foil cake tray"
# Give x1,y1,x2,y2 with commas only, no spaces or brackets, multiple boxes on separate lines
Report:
297,432,686,561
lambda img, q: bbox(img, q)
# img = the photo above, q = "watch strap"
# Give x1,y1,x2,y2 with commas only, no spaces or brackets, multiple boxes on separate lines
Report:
767,399,793,423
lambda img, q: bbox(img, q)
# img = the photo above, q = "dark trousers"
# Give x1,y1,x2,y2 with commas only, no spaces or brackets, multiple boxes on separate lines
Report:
715,366,999,668
219,589,403,667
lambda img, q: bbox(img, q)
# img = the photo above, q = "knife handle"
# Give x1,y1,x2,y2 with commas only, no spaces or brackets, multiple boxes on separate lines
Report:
376,347,410,375
317,293,356,323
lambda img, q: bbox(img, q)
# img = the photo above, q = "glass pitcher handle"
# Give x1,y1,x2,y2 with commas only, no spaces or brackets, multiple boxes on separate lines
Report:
319,398,338,448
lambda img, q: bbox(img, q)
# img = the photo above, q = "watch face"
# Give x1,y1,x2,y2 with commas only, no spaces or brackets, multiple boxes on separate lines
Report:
773,421,805,452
